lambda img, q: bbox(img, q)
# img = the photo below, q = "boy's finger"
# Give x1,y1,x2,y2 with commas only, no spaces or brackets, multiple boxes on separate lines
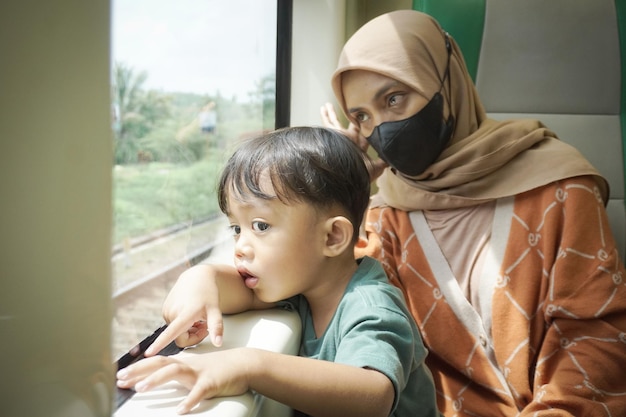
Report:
145,317,193,356
206,307,224,347
177,383,212,415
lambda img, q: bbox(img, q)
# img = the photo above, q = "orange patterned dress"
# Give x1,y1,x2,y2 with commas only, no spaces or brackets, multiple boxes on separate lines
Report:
357,175,626,416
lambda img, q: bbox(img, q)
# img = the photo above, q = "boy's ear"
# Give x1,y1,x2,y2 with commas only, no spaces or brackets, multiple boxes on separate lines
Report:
323,216,354,257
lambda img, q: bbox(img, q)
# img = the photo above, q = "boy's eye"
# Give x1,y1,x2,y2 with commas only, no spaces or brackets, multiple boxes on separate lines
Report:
229,224,241,236
252,221,270,232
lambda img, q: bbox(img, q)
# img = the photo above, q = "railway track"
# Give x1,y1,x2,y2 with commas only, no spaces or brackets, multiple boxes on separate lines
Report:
111,216,233,360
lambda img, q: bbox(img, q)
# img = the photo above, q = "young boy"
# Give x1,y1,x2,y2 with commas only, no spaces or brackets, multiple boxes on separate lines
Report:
116,127,440,417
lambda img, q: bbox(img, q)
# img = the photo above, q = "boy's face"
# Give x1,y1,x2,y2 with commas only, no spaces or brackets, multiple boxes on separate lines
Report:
225,178,330,303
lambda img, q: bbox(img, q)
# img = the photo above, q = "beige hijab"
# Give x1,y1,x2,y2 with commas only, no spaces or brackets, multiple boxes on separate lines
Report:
331,10,608,210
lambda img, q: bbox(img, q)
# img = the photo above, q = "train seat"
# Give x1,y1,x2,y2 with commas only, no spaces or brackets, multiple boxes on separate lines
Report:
413,0,626,260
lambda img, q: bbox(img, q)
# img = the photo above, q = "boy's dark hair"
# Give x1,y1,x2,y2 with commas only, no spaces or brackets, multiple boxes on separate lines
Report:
218,126,371,242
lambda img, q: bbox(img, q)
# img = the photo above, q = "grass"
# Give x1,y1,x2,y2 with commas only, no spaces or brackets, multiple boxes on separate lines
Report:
112,155,225,245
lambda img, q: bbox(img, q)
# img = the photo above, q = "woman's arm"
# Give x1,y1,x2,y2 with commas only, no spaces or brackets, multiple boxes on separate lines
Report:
515,177,626,415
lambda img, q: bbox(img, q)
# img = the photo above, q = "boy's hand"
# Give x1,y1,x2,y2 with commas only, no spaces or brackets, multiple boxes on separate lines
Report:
145,311,223,356
116,348,252,415
145,265,225,356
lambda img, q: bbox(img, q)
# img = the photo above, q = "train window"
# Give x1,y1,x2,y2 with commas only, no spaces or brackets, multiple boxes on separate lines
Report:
110,0,284,360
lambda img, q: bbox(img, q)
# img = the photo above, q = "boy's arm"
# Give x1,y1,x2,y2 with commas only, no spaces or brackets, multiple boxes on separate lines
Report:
118,347,394,417
145,263,274,356
248,349,394,417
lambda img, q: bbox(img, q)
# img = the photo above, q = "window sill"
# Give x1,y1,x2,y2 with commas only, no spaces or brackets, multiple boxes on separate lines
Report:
114,308,301,417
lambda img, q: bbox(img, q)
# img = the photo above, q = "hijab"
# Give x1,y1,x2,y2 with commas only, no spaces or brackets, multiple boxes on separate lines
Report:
331,10,608,210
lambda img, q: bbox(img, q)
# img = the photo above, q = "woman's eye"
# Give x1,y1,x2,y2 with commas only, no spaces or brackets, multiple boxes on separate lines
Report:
228,224,241,236
355,112,369,123
252,221,270,232
388,94,401,106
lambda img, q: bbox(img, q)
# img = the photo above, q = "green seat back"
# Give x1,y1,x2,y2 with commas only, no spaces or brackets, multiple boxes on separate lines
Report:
414,0,626,258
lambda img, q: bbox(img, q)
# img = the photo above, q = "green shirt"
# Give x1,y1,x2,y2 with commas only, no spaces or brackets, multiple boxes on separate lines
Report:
282,256,440,417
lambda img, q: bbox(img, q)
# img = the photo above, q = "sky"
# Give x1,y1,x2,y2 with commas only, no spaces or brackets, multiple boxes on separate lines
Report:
112,0,277,100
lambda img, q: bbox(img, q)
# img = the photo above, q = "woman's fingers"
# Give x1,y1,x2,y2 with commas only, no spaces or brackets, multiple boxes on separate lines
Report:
320,103,366,148
368,158,388,181
320,102,341,129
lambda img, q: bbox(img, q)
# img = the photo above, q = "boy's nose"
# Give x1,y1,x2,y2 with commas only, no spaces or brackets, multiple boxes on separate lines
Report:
234,234,253,260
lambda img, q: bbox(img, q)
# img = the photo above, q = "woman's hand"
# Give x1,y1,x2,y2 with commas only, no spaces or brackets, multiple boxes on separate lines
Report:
320,102,363,149
321,102,388,181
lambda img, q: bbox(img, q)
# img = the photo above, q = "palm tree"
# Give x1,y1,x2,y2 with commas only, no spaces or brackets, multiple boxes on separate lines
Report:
111,62,171,163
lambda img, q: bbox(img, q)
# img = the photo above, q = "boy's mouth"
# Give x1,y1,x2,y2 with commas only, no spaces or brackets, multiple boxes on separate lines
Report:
238,267,259,289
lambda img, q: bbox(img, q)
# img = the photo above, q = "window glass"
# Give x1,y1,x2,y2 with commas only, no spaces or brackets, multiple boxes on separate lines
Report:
111,0,277,360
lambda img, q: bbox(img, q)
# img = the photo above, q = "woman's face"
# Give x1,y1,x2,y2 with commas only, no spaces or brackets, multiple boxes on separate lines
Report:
341,70,429,138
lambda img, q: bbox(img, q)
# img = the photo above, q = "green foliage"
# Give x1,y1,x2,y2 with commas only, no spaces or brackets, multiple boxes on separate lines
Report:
111,62,278,165
112,62,173,164
247,73,276,130
112,157,224,244
139,119,202,163
110,62,278,243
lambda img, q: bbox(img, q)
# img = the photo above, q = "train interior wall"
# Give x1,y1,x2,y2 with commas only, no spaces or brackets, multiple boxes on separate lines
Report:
1,1,113,416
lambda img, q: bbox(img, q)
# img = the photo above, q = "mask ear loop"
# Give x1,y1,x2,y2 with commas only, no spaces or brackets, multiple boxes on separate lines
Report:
444,33,451,104
442,32,455,136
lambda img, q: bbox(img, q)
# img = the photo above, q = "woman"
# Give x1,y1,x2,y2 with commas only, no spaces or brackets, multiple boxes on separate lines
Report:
322,9,626,417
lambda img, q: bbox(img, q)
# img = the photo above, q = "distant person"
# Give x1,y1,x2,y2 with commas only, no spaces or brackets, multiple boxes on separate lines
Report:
116,126,441,417
198,101,216,134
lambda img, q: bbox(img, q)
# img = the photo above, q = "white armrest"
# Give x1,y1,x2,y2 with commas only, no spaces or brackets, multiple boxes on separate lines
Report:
114,308,301,417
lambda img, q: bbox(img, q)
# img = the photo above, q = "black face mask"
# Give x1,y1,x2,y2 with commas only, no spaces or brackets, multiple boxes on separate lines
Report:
366,92,454,177
366,33,455,177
